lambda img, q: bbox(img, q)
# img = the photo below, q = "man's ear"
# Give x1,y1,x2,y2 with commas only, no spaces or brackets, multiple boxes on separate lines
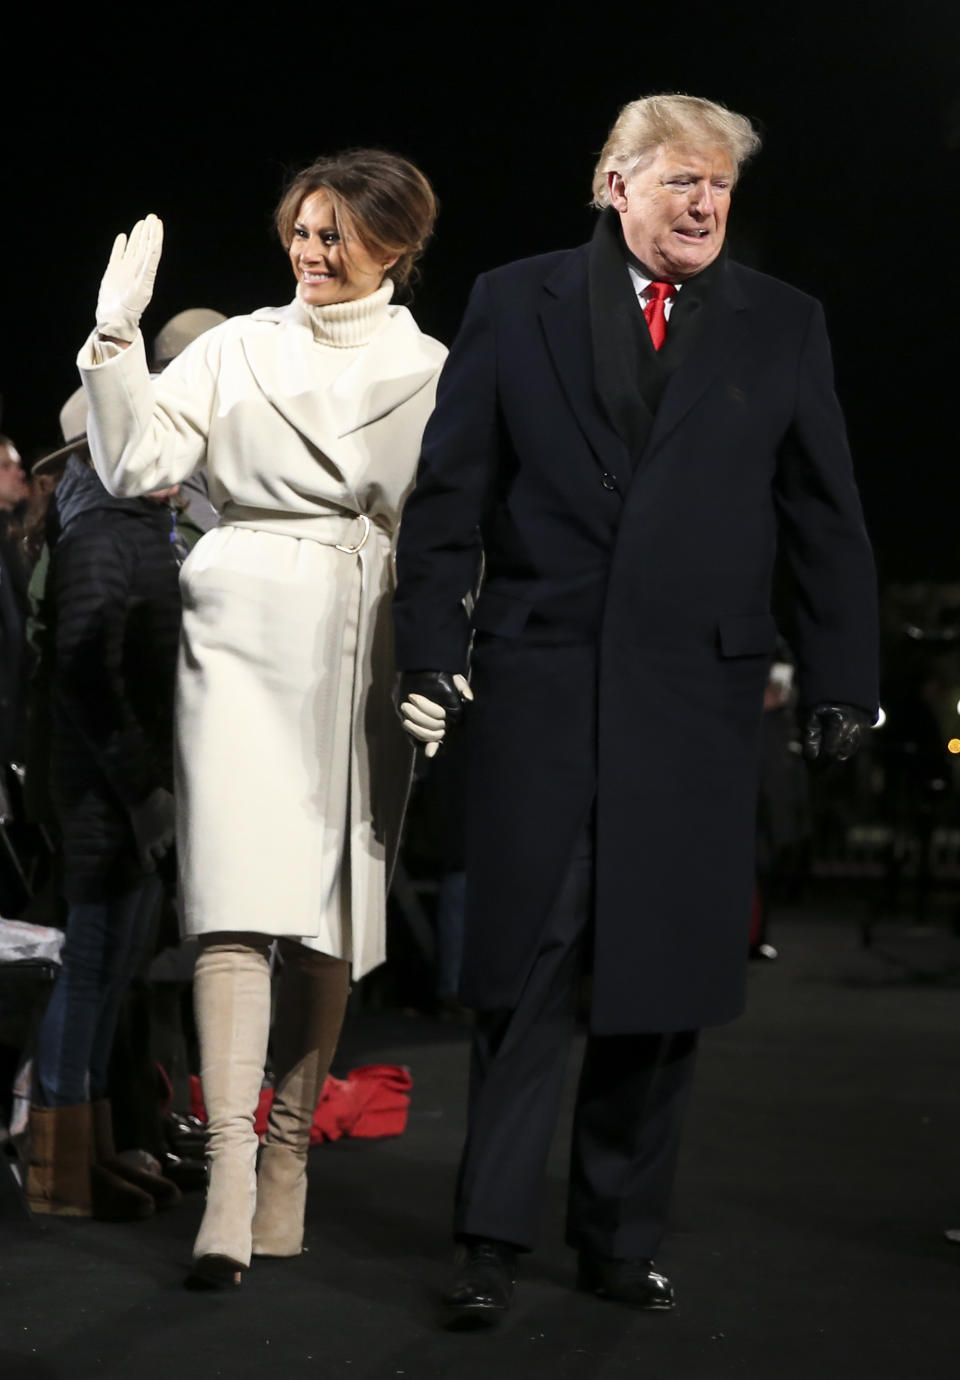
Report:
607,171,629,212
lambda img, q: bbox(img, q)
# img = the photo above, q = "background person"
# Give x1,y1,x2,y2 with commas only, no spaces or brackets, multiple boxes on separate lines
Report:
150,308,227,542
0,435,30,776
393,93,878,1326
750,649,810,961
24,436,182,1221
76,150,445,1287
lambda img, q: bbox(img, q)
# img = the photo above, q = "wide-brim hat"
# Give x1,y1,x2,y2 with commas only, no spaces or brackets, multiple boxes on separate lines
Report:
152,307,226,367
32,388,89,476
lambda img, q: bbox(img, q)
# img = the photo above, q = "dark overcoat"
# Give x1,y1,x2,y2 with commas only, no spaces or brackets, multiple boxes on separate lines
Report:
393,240,878,1033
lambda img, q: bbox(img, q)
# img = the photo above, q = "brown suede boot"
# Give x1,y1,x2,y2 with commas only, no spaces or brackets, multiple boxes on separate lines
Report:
187,937,272,1286
252,947,350,1258
91,1099,181,1210
26,1104,93,1217
26,1103,154,1221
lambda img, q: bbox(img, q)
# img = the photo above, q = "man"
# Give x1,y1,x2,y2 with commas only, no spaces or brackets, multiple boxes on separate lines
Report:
0,435,30,768
393,94,877,1325
0,436,28,512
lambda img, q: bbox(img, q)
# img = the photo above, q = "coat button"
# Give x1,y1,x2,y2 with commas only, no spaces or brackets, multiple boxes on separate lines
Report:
600,472,617,491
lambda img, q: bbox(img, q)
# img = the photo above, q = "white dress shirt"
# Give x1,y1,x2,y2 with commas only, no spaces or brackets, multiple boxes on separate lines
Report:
627,265,683,321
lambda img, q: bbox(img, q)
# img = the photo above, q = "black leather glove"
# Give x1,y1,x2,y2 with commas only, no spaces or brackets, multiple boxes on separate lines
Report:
395,670,474,759
801,702,872,765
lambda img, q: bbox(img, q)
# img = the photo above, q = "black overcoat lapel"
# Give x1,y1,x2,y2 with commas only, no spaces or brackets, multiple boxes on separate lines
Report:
538,249,631,487
643,262,749,462
587,210,662,456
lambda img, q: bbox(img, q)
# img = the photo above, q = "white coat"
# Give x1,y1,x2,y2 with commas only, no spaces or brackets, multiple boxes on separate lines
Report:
78,289,446,977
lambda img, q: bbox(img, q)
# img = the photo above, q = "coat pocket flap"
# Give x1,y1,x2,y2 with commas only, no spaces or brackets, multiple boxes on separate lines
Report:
472,588,534,638
717,613,778,658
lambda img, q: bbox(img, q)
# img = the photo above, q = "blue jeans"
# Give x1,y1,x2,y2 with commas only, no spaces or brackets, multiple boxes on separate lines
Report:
34,875,163,1107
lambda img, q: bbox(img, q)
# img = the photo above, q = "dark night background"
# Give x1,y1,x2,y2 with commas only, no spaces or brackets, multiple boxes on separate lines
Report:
3,1,959,582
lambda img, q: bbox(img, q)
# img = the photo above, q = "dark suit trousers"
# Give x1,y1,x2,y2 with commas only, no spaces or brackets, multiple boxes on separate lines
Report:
453,815,698,1258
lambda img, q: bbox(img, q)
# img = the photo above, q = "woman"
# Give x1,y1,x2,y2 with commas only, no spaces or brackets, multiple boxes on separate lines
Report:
77,150,445,1285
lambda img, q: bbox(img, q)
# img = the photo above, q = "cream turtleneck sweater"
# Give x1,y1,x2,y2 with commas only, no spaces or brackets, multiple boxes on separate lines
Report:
301,279,394,349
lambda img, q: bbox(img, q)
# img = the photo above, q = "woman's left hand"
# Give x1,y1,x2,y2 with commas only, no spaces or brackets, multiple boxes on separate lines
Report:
396,671,473,759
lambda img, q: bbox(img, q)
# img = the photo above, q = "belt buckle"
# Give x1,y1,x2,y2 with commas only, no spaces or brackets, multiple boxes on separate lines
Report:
335,513,371,555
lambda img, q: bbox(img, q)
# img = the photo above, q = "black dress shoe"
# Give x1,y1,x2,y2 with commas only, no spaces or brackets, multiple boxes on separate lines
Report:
441,1238,517,1329
163,1111,208,1157
160,1150,207,1193
577,1252,676,1310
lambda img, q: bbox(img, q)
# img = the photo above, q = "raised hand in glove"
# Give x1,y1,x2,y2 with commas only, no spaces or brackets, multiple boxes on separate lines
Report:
96,213,164,343
395,671,474,759
129,786,176,871
801,702,872,765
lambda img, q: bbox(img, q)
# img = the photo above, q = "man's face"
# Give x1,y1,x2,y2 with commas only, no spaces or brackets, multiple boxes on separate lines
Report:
609,144,734,281
0,443,28,511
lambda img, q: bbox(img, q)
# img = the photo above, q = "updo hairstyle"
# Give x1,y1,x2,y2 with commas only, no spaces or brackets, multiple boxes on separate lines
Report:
275,148,438,293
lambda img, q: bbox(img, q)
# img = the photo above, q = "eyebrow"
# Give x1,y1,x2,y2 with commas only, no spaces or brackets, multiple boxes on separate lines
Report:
661,170,733,186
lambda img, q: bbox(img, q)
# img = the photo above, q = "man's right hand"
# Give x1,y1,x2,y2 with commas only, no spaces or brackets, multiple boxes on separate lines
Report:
395,671,474,759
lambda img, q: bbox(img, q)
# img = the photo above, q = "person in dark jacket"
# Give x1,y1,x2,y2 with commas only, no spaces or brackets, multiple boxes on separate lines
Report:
393,94,878,1325
0,435,30,769
25,449,183,1220
0,435,33,914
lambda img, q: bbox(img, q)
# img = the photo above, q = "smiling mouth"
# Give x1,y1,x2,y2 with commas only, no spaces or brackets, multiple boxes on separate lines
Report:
675,228,710,239
301,270,335,283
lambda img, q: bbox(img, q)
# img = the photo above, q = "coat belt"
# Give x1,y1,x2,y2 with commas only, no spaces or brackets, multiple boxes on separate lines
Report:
218,504,383,553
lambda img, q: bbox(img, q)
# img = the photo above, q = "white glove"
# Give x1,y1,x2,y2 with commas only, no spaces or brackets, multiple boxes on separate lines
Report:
400,673,474,758
95,214,164,342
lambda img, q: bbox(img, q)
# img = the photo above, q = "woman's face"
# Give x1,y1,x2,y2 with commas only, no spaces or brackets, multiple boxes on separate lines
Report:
289,190,396,306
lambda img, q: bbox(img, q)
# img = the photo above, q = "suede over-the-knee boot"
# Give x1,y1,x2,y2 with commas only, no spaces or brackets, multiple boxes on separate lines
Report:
189,937,272,1283
252,946,350,1257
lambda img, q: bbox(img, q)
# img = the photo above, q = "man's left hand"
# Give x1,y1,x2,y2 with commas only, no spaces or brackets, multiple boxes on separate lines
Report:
801,702,872,765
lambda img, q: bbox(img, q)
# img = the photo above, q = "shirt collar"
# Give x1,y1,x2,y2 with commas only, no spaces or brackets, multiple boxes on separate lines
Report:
627,264,683,300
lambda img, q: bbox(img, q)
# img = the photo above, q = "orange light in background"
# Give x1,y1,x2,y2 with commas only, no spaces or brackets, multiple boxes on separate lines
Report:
949,739,960,755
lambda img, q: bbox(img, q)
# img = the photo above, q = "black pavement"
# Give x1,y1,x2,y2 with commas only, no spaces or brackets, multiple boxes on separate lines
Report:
2,904,958,1380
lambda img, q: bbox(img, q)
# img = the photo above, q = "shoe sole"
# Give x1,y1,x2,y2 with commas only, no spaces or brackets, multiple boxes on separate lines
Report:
442,1303,508,1331
27,1201,91,1218
578,1283,676,1311
185,1255,244,1291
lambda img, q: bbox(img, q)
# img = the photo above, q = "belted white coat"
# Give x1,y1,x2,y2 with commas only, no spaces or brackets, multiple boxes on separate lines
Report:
78,286,446,976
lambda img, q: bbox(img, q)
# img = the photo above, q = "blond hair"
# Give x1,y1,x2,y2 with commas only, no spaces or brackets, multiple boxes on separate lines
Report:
591,94,761,207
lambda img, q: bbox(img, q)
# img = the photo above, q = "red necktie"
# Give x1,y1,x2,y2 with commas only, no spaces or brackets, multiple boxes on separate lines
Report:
643,282,676,351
